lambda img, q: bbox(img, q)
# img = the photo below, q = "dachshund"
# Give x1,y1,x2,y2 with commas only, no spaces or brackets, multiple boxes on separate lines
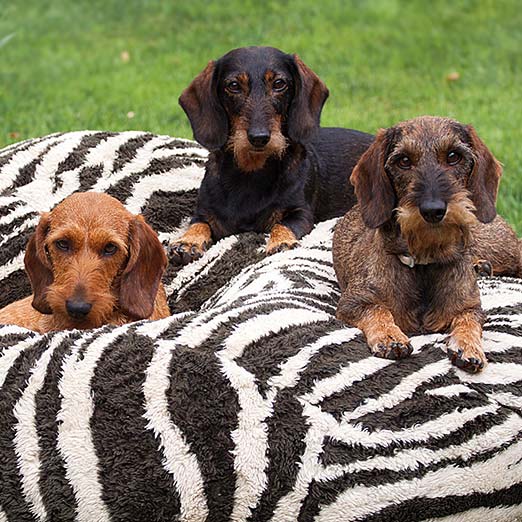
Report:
0,192,170,333
333,116,521,373
170,46,373,264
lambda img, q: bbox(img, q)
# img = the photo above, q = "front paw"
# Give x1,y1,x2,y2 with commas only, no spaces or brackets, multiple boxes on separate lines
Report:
266,224,299,255
370,338,413,360
446,336,487,373
169,240,209,266
266,239,299,256
169,223,213,266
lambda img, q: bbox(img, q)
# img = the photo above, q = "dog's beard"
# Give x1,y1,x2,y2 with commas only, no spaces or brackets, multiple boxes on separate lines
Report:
396,192,478,264
227,119,288,172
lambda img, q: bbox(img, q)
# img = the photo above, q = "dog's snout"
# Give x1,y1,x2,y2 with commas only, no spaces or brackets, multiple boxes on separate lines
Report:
247,129,271,148
66,299,92,319
419,199,447,223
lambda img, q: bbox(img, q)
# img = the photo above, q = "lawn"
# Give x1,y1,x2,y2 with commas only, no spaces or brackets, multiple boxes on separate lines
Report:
1,0,521,231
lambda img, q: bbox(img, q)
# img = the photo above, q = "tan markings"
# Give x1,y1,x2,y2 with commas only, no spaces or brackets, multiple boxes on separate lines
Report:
176,222,212,250
264,70,276,84
227,114,287,172
355,306,411,353
396,191,478,263
446,311,487,370
237,72,250,91
266,224,298,255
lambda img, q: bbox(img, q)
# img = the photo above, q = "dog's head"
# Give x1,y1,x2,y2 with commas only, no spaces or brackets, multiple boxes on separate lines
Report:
179,46,329,172
350,116,502,260
24,192,167,329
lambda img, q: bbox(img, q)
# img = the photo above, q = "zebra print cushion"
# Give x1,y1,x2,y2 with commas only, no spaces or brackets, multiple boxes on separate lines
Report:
0,131,521,522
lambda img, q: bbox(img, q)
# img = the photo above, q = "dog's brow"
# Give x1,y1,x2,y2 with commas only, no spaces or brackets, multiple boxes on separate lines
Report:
47,225,83,243
87,231,126,249
435,133,468,152
387,138,422,162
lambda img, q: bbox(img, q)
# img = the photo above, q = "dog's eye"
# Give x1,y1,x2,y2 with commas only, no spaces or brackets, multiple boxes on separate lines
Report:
55,239,70,252
447,151,462,165
397,155,412,169
225,81,241,94
273,78,287,92
102,243,118,256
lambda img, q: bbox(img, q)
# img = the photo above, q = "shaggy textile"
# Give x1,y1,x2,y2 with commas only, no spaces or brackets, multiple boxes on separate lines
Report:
0,131,521,522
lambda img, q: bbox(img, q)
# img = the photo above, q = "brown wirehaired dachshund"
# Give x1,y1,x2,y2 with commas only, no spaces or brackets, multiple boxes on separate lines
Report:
170,46,373,264
0,192,170,333
333,116,521,373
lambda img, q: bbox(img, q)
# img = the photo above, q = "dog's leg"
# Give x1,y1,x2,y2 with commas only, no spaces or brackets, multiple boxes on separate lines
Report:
446,309,486,373
169,222,213,265
266,208,313,255
337,300,413,360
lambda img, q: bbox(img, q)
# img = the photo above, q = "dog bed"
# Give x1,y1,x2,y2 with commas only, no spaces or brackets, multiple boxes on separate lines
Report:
0,131,521,522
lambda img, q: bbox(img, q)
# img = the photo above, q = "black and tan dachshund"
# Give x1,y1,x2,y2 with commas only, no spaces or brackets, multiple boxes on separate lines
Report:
170,46,373,264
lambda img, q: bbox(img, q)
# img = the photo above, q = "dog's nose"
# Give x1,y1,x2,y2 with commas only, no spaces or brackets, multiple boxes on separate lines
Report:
247,130,270,148
66,299,92,319
419,199,447,223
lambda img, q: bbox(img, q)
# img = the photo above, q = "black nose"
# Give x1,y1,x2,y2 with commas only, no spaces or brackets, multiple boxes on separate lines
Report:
247,130,270,148
66,299,92,319
419,199,447,223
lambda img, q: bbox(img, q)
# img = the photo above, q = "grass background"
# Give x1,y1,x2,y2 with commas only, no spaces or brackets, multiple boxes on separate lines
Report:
1,0,521,231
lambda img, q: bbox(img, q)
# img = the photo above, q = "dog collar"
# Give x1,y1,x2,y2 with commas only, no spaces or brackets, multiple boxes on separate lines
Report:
398,253,431,268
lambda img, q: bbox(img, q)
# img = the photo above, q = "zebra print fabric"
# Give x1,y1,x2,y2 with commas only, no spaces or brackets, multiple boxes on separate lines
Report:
0,131,521,521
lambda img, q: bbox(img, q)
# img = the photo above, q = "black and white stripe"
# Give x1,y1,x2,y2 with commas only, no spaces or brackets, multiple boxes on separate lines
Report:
0,132,521,521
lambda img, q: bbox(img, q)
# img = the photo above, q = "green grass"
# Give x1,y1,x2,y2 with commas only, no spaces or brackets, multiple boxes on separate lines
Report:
1,0,521,231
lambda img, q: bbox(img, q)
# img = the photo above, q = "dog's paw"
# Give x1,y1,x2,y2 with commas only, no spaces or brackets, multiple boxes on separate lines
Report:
266,224,299,256
446,336,487,373
371,339,413,360
473,259,493,278
168,241,209,266
266,239,299,256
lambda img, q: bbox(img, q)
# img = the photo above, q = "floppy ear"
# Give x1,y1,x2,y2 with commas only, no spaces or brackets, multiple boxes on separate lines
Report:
24,213,53,314
179,61,228,151
350,129,396,228
119,216,168,320
287,54,329,144
466,125,502,223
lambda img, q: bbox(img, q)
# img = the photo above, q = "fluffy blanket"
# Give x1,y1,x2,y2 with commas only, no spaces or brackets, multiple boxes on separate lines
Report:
0,131,521,522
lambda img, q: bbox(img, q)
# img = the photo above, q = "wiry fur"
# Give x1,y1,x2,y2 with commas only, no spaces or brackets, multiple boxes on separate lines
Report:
0,192,170,333
171,46,373,264
334,116,521,373
396,192,478,264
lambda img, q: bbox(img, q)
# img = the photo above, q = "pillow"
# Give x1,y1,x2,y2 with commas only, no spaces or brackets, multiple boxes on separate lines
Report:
0,131,521,521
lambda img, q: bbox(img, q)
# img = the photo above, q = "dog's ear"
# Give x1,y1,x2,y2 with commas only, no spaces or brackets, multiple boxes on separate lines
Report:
119,216,168,320
466,125,502,223
287,54,329,144
25,213,53,314
179,61,228,151
350,129,396,228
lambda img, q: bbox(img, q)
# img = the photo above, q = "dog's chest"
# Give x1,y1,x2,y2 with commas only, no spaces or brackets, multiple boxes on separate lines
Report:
215,172,291,233
392,263,459,333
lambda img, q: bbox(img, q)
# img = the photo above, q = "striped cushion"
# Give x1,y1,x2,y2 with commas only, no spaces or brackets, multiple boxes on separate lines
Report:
0,131,521,522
